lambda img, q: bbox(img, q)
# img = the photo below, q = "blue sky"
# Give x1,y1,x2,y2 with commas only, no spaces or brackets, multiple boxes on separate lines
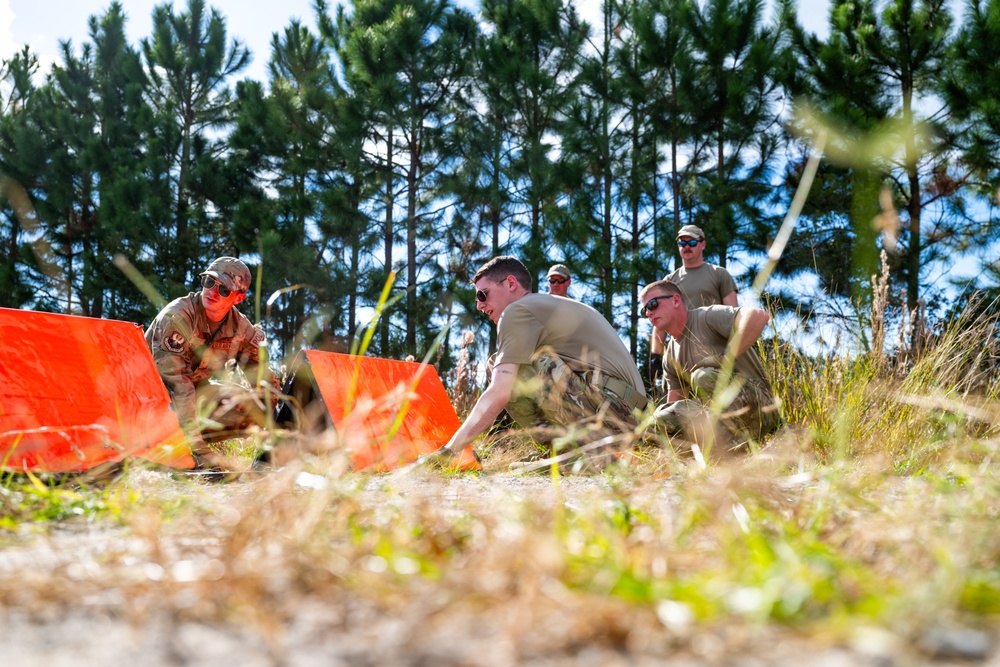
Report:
1,0,320,82
1,0,832,85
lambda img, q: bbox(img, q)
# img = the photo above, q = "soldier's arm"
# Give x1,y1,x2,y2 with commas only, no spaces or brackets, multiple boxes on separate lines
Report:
663,359,687,403
722,291,738,307
442,363,518,455
237,323,277,387
730,307,770,357
150,323,199,424
666,388,686,403
649,328,666,355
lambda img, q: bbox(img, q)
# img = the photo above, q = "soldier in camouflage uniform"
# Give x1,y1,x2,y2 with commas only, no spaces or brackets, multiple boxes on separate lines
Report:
145,257,275,465
640,279,782,449
426,256,647,471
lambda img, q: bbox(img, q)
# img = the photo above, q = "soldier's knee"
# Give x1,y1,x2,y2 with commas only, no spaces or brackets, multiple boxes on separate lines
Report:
690,367,721,396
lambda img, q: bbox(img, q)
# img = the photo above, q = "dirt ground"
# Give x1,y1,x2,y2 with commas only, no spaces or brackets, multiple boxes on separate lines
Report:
0,469,997,667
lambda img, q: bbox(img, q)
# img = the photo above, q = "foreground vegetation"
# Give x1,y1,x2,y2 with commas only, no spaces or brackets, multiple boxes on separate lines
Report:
1,296,999,664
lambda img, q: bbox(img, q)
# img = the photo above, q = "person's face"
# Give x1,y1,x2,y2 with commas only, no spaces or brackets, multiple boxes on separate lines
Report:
475,275,515,324
677,235,705,266
547,274,570,297
641,289,681,331
201,275,246,321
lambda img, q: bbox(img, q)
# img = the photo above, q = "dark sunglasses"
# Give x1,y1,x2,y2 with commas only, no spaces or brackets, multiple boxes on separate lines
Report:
201,275,241,298
475,279,508,302
640,294,675,317
548,276,568,285
677,238,701,248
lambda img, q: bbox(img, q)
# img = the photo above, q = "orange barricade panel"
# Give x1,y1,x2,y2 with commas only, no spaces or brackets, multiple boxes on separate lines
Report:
278,350,479,472
0,308,195,472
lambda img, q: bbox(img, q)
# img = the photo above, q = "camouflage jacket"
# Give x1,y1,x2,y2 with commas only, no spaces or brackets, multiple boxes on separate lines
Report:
145,292,265,425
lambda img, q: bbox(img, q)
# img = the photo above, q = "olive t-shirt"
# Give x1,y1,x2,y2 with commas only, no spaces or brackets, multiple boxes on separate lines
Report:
663,306,771,397
494,293,645,396
665,263,737,307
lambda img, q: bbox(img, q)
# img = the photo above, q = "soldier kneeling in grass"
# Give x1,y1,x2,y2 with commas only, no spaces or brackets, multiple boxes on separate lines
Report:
640,279,782,453
424,256,648,472
145,256,278,471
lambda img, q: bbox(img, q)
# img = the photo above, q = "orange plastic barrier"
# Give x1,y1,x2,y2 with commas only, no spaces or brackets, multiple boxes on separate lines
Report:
276,350,480,472
0,308,195,472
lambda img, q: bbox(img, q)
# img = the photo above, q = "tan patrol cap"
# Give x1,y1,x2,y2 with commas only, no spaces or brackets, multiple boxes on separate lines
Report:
676,224,705,239
546,263,571,279
200,256,251,293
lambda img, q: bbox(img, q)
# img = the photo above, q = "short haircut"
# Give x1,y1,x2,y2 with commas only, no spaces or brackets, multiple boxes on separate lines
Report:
473,256,533,291
640,279,684,305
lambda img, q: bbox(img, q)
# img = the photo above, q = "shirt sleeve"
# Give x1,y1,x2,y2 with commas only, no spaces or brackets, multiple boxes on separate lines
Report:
237,321,276,386
493,303,544,367
235,320,264,367
717,268,738,300
147,312,198,424
703,306,739,341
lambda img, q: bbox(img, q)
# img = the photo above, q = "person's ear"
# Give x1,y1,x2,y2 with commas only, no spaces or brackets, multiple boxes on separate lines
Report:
235,293,247,304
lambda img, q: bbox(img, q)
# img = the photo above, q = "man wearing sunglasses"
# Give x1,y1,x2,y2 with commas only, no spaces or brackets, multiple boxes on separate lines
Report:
145,256,274,469
649,225,738,392
429,256,646,470
640,279,781,448
546,263,573,298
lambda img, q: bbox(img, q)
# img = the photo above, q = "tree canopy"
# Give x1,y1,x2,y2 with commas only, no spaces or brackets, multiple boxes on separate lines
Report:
1,0,996,372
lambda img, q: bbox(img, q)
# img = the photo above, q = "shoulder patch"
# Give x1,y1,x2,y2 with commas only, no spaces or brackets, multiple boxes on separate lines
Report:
163,331,186,353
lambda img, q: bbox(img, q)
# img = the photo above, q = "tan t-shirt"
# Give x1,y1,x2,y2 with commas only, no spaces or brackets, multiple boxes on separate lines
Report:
665,262,737,307
664,306,771,397
494,293,645,396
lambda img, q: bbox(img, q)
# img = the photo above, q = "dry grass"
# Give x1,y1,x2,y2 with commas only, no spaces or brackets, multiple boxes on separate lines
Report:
2,300,1000,664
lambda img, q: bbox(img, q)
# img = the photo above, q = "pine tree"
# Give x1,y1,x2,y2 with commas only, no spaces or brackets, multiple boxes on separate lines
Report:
0,48,44,309
940,0,1000,273
685,0,783,268
868,0,955,312
480,0,585,284
777,0,892,307
781,0,959,318
142,0,250,297
637,0,701,263
332,0,476,359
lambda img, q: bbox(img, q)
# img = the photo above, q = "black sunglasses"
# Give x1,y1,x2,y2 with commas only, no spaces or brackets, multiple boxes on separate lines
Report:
640,294,675,317
677,238,701,248
548,276,568,285
201,275,241,298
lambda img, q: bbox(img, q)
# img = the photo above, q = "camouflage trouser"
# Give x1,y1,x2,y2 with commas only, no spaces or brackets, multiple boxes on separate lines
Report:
192,381,269,444
503,348,641,439
654,367,782,443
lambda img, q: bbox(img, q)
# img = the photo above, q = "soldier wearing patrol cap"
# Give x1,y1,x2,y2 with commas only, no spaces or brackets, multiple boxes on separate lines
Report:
546,263,573,298
424,256,647,472
640,278,781,446
648,225,738,392
145,257,276,467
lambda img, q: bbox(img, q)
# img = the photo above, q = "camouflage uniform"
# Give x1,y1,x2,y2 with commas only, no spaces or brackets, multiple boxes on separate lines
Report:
655,362,783,443
504,347,647,468
145,257,268,435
